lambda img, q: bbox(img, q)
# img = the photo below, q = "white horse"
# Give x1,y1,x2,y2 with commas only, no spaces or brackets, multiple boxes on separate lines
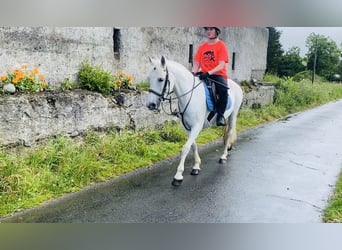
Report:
147,56,243,186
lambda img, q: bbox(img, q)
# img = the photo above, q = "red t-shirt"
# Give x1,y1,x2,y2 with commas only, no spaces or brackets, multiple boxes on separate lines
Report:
194,40,229,78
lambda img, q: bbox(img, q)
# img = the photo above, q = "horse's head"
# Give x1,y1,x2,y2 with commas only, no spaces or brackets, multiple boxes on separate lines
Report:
147,56,173,110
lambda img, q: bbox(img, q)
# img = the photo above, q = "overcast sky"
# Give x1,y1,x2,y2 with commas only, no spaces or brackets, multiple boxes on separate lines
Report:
278,27,342,56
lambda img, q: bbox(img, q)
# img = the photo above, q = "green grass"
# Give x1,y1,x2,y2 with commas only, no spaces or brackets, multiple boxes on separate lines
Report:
1,77,342,220
0,122,186,216
323,171,342,222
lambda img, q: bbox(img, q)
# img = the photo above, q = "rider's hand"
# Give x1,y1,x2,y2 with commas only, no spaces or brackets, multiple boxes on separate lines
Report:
199,72,210,80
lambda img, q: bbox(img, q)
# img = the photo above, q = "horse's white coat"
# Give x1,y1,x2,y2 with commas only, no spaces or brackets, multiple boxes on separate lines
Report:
147,56,243,184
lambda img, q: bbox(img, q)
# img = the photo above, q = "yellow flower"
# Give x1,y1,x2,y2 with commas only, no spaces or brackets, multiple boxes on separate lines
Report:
32,68,39,75
41,81,47,86
21,65,27,69
39,74,45,80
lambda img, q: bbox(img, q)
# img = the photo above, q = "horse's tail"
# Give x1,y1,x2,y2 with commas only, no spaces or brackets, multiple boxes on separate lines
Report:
223,123,237,150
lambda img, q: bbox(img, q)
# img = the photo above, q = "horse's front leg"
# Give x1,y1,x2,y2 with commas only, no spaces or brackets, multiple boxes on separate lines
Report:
172,141,192,186
190,142,201,175
172,125,202,187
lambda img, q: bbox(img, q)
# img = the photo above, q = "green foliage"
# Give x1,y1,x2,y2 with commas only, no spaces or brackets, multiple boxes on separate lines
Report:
306,33,342,80
269,30,342,81
324,171,342,222
266,27,284,74
135,82,150,91
77,61,115,94
0,65,52,93
0,122,186,216
160,121,187,142
273,77,342,113
113,71,134,91
278,46,306,77
263,73,282,84
239,80,253,93
59,78,78,91
76,61,135,94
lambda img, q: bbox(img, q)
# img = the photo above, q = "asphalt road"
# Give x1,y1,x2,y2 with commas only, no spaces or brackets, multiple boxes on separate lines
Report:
2,99,342,223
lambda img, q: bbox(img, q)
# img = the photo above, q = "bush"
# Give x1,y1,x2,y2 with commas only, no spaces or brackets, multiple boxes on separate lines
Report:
77,61,134,94
77,61,115,94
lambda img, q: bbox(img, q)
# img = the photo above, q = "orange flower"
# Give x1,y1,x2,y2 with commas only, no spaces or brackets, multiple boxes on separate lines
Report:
21,65,27,69
39,74,45,80
12,77,19,84
41,81,47,86
32,68,39,75
0,75,6,82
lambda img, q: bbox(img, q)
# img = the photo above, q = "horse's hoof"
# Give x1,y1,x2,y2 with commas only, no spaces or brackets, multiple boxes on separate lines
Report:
228,146,233,151
219,158,227,164
172,178,183,187
190,169,200,175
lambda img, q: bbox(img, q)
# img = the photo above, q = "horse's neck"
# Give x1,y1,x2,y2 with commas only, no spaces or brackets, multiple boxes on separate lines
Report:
168,62,193,97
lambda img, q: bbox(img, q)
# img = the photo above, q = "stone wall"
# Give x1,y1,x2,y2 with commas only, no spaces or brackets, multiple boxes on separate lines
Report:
0,27,268,84
0,90,177,147
0,27,115,85
0,87,274,147
242,85,275,108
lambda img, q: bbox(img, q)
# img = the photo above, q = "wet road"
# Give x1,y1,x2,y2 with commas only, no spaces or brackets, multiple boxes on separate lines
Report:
2,100,342,223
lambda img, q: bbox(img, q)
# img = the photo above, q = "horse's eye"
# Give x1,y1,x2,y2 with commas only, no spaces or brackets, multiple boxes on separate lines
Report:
158,78,164,82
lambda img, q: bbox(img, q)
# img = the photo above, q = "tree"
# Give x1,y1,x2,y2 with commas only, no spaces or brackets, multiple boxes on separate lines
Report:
266,27,284,74
278,46,306,77
306,33,342,80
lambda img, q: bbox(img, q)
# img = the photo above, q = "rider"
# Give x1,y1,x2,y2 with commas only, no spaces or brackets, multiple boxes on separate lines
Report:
191,27,229,126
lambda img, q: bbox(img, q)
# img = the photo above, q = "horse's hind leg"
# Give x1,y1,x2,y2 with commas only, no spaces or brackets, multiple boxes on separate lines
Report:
219,114,237,163
190,142,201,175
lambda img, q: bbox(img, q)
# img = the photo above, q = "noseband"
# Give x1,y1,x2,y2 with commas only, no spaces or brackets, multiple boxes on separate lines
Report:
148,68,171,101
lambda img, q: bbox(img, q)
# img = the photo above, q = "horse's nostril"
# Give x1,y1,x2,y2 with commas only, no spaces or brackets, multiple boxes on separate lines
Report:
148,103,156,110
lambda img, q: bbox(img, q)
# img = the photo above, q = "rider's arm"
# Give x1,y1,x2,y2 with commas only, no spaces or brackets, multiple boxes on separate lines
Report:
208,60,226,75
191,61,200,74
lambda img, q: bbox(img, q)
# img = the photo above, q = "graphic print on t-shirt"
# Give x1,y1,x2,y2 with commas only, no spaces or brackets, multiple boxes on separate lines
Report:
203,51,215,62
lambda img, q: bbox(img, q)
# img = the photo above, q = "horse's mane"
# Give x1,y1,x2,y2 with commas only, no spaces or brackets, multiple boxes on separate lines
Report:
166,58,192,78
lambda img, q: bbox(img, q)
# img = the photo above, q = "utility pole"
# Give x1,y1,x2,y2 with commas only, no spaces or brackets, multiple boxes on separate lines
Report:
312,37,318,84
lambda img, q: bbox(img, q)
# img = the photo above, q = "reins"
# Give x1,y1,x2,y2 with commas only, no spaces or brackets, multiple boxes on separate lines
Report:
164,75,202,131
205,76,230,89
148,69,203,131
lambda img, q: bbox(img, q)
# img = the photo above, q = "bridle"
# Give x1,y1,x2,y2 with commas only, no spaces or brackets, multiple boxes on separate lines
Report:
148,67,203,131
148,67,172,102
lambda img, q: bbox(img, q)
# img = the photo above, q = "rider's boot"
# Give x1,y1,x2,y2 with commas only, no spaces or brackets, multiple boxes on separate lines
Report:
216,93,228,126
216,113,226,126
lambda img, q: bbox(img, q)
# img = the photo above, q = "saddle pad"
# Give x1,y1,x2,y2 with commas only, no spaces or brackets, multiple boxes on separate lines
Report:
204,84,232,112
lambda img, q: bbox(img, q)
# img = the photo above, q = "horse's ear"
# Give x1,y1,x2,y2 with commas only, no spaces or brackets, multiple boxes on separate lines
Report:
161,56,166,67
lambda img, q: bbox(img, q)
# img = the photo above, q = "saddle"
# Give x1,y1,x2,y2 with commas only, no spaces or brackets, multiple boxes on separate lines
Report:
204,80,231,122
